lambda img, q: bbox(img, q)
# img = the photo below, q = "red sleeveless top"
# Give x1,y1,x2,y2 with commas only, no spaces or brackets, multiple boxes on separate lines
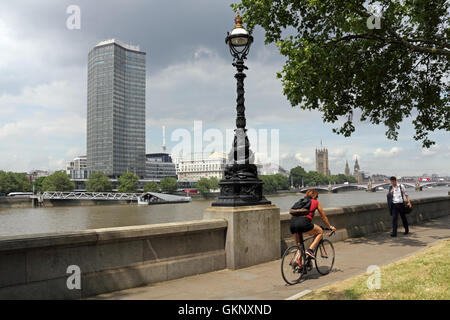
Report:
306,199,319,220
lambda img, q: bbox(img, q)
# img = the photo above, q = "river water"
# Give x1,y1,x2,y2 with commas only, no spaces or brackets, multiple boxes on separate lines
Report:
0,187,448,237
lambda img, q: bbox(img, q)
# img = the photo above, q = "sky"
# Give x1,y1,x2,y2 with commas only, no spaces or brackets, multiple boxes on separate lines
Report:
0,0,448,177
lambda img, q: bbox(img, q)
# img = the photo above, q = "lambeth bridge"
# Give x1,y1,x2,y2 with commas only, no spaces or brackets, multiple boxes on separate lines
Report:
298,180,450,193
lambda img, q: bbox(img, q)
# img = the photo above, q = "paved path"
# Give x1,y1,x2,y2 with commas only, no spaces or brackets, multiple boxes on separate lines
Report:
93,216,450,300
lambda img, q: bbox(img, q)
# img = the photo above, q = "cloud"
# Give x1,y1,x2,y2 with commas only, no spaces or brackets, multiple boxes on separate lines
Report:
0,113,85,139
279,152,313,171
373,147,401,158
0,81,85,114
421,145,440,156
330,148,348,158
147,46,318,129
0,109,85,171
294,152,313,165
0,0,448,176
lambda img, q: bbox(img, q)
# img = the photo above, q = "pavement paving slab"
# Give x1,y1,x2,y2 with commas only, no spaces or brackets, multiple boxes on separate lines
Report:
92,215,450,300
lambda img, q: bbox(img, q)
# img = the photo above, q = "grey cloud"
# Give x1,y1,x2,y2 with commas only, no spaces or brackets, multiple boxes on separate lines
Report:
0,1,448,175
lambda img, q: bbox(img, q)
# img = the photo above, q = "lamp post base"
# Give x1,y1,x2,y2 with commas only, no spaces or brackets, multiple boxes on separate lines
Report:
212,164,271,207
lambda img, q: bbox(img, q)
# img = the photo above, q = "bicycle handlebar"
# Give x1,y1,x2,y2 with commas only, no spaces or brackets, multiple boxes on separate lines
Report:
320,226,336,237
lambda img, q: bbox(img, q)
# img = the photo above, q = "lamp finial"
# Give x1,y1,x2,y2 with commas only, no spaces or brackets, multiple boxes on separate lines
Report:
234,13,243,29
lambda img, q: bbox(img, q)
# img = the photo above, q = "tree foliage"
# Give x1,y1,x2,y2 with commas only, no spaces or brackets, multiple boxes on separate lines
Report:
32,176,47,193
233,0,449,147
160,177,178,193
260,174,289,193
209,177,220,190
195,177,220,195
289,166,308,187
86,172,113,192
42,171,74,191
0,171,32,194
143,181,160,193
117,172,139,193
289,166,356,187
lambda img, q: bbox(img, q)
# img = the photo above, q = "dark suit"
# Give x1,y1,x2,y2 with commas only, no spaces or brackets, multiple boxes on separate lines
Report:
387,191,393,216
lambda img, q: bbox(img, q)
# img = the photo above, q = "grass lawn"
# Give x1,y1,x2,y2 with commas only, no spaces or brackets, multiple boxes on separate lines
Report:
301,239,450,300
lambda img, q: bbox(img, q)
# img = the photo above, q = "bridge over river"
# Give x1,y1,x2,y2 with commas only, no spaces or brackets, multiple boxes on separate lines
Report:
298,180,450,193
41,191,140,201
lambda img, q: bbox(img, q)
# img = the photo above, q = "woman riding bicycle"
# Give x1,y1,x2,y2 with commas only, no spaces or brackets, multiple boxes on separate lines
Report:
289,189,336,259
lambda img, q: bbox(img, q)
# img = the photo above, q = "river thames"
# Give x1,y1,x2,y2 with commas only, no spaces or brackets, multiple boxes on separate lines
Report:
0,187,448,237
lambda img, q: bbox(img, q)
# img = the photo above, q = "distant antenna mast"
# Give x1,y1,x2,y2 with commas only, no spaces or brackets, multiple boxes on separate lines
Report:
162,126,167,152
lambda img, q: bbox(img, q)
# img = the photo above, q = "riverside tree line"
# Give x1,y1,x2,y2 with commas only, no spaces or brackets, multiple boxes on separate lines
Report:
0,170,178,194
0,166,356,196
260,166,357,194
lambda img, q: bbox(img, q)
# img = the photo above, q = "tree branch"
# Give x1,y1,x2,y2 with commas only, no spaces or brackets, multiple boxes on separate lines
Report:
406,38,450,49
329,33,450,57
351,5,450,57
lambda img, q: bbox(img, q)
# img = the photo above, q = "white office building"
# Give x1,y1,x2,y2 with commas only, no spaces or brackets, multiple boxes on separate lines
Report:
66,155,91,179
66,156,87,171
175,152,227,182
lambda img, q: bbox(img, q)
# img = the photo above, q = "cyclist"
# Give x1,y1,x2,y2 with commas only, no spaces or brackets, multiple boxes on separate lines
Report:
289,189,336,259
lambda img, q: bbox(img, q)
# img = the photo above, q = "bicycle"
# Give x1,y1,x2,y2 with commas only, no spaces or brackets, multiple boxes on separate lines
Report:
281,226,335,285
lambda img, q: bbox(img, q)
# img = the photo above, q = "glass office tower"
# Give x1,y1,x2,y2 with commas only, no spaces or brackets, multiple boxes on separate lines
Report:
87,39,146,178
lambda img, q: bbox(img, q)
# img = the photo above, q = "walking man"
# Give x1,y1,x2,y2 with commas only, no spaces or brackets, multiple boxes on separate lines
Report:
387,176,412,237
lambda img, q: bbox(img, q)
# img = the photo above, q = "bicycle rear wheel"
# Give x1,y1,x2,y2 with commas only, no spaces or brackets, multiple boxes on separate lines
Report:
281,245,306,285
315,239,335,275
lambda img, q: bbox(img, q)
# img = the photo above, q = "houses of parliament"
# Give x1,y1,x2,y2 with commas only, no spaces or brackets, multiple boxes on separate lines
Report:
316,144,365,183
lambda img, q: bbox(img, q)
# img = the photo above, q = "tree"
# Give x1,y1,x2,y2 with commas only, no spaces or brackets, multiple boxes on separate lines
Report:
14,172,32,192
86,172,112,192
289,166,307,187
195,177,220,196
259,174,289,193
0,171,32,194
273,173,289,190
208,177,220,191
0,171,6,194
327,175,338,185
259,175,278,193
160,177,178,193
42,171,75,191
304,171,329,186
143,181,160,193
33,176,47,193
118,172,139,193
233,0,449,147
195,178,212,195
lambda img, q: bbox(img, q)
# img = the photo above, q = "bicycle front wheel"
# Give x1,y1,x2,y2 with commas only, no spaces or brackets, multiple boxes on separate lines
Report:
281,245,305,285
315,239,335,275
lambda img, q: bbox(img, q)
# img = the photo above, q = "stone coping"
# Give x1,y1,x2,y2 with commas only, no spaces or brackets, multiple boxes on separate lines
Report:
1,196,447,251
205,204,278,212
280,196,449,221
0,219,227,253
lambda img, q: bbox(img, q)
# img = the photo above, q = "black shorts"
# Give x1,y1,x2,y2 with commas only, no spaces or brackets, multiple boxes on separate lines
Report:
290,216,314,234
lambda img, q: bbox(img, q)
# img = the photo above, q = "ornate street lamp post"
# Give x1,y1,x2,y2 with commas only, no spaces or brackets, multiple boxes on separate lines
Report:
212,14,271,207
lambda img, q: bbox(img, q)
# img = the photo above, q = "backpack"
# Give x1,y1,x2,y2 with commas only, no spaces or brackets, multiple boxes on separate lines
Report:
290,197,313,217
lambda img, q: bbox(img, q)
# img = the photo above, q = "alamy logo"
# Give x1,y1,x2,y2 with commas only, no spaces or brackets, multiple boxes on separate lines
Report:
170,120,280,168
366,5,382,30
366,265,381,290
66,265,81,290
66,5,81,30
